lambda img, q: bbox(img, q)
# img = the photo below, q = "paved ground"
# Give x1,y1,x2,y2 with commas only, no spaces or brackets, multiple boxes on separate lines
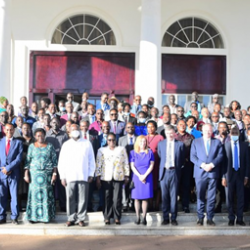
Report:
1,235,250,250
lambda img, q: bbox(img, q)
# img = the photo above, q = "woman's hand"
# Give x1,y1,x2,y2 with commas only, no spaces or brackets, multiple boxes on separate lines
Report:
139,175,146,184
24,169,30,183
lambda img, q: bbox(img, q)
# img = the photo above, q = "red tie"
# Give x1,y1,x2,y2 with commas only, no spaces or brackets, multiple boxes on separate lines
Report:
6,140,10,156
84,134,87,139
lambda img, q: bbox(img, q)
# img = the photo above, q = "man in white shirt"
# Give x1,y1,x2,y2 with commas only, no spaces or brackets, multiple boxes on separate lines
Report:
58,124,95,227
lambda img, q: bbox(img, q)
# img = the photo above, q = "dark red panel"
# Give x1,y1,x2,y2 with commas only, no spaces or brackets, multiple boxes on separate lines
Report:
162,54,226,95
30,51,135,94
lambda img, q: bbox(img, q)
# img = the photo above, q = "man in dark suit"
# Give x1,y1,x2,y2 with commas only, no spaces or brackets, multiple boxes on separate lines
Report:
60,102,73,127
158,125,185,226
234,110,245,142
156,113,170,138
122,103,136,125
118,122,137,211
98,121,110,148
191,123,224,226
108,108,125,143
0,123,23,224
222,125,249,226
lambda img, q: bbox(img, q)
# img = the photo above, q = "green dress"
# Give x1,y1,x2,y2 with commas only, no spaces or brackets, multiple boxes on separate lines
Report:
25,143,57,222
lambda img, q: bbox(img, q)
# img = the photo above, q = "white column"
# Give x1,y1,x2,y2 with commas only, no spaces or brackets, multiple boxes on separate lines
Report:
0,0,11,100
137,0,161,108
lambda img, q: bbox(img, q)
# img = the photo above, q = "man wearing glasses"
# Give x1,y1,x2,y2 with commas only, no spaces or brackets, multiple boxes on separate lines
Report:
108,108,125,143
131,95,142,116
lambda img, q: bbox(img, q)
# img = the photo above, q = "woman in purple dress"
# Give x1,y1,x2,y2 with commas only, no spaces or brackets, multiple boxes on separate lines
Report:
130,135,154,225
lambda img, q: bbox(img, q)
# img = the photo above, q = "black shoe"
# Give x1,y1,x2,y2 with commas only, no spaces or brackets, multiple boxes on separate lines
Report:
0,219,6,224
228,220,234,226
207,220,215,226
11,219,18,225
115,220,121,225
197,218,204,226
183,207,190,213
161,220,170,225
142,217,147,226
236,220,246,226
105,220,110,225
171,220,178,226
134,217,140,225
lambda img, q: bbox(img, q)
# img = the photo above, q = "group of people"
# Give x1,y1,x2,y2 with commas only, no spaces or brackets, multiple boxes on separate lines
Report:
0,91,250,227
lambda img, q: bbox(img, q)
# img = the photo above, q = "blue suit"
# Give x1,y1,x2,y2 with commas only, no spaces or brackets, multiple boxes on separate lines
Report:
130,104,142,116
0,137,23,220
190,137,223,220
158,139,185,221
96,102,110,112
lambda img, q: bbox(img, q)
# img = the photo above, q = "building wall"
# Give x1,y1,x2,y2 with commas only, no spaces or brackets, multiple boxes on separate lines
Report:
10,0,250,109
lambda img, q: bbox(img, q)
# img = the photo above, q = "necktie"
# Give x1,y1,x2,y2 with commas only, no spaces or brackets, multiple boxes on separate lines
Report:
84,134,87,139
136,106,139,113
113,122,116,134
206,140,210,155
234,142,239,171
166,142,172,169
6,140,10,156
130,137,133,145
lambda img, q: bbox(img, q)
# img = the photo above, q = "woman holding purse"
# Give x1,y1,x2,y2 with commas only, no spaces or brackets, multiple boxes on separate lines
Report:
130,135,154,225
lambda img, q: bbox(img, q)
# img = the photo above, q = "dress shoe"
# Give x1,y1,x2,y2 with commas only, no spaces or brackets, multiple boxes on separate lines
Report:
134,217,140,225
228,220,234,226
78,221,85,227
142,217,147,226
214,207,222,213
207,220,215,226
115,220,121,225
197,218,204,226
236,220,246,226
161,220,170,225
11,219,18,225
0,219,6,224
183,207,190,213
171,220,178,226
65,221,75,227
105,220,110,225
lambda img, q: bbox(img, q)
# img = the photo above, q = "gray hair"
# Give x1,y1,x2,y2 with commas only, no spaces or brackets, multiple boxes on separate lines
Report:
164,125,175,133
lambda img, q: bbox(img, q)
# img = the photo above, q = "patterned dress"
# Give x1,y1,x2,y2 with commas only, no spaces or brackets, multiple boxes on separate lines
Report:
24,143,57,222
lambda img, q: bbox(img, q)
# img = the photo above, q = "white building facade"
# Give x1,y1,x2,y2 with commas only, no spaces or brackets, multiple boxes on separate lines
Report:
1,0,250,109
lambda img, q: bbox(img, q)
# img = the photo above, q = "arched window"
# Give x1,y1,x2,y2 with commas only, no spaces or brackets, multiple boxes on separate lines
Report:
52,14,116,45
162,17,224,48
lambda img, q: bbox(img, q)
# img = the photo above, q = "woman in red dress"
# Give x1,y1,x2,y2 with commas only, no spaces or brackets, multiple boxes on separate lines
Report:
146,120,164,211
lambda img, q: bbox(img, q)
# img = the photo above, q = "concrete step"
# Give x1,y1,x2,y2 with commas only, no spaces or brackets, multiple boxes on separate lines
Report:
2,211,250,236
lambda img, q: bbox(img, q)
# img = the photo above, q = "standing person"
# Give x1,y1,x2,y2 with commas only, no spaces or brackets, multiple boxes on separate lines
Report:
29,102,38,119
58,124,96,227
134,111,148,136
6,104,16,123
176,106,186,122
208,94,221,114
222,126,249,226
201,108,211,124
96,133,130,225
40,97,51,112
191,123,224,226
45,118,68,212
186,116,202,139
168,95,179,114
89,109,104,135
96,92,110,112
15,123,35,211
157,113,171,138
175,119,194,213
57,100,66,117
122,103,137,125
84,104,96,125
233,110,245,141
211,112,220,135
131,95,142,116
24,128,57,223
98,121,110,147
158,125,185,226
0,123,23,224
12,106,36,129
32,108,45,133
148,107,163,127
13,116,23,138
104,96,120,121
47,103,60,120
0,96,8,113
60,102,73,127
184,91,204,113
65,92,80,112
119,122,137,211
42,114,51,132
78,101,88,120
146,121,164,211
130,136,154,225
0,111,8,138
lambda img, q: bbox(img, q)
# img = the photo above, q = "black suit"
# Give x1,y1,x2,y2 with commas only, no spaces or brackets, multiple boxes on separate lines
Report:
88,134,99,158
122,115,137,125
223,141,250,221
118,135,137,209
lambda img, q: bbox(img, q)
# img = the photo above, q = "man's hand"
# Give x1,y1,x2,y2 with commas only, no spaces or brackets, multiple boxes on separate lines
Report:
222,178,227,187
61,179,67,187
88,176,93,183
244,177,248,186
205,164,213,172
1,167,8,175
51,174,57,185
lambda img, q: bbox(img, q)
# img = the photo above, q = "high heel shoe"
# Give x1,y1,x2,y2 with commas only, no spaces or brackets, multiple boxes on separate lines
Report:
134,217,140,225
142,217,147,226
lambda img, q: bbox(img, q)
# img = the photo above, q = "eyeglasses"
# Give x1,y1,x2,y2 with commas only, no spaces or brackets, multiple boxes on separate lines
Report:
96,112,103,115
135,99,141,101
126,126,133,129
177,110,183,112
191,106,196,108
110,113,117,116
108,139,116,142
212,116,219,118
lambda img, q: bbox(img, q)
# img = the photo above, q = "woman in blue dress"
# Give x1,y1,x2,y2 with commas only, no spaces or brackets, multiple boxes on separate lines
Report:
134,111,148,136
130,135,154,225
24,128,58,223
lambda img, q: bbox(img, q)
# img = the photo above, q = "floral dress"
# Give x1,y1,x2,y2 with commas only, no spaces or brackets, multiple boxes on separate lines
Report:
24,143,57,222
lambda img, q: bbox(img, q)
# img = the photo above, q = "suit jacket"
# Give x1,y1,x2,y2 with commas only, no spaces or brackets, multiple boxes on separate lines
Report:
13,128,22,138
130,104,142,115
157,139,185,181
223,141,249,182
122,115,137,125
190,137,224,179
0,137,23,180
98,134,108,148
118,135,137,160
109,120,125,141
88,134,99,158
60,113,71,127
